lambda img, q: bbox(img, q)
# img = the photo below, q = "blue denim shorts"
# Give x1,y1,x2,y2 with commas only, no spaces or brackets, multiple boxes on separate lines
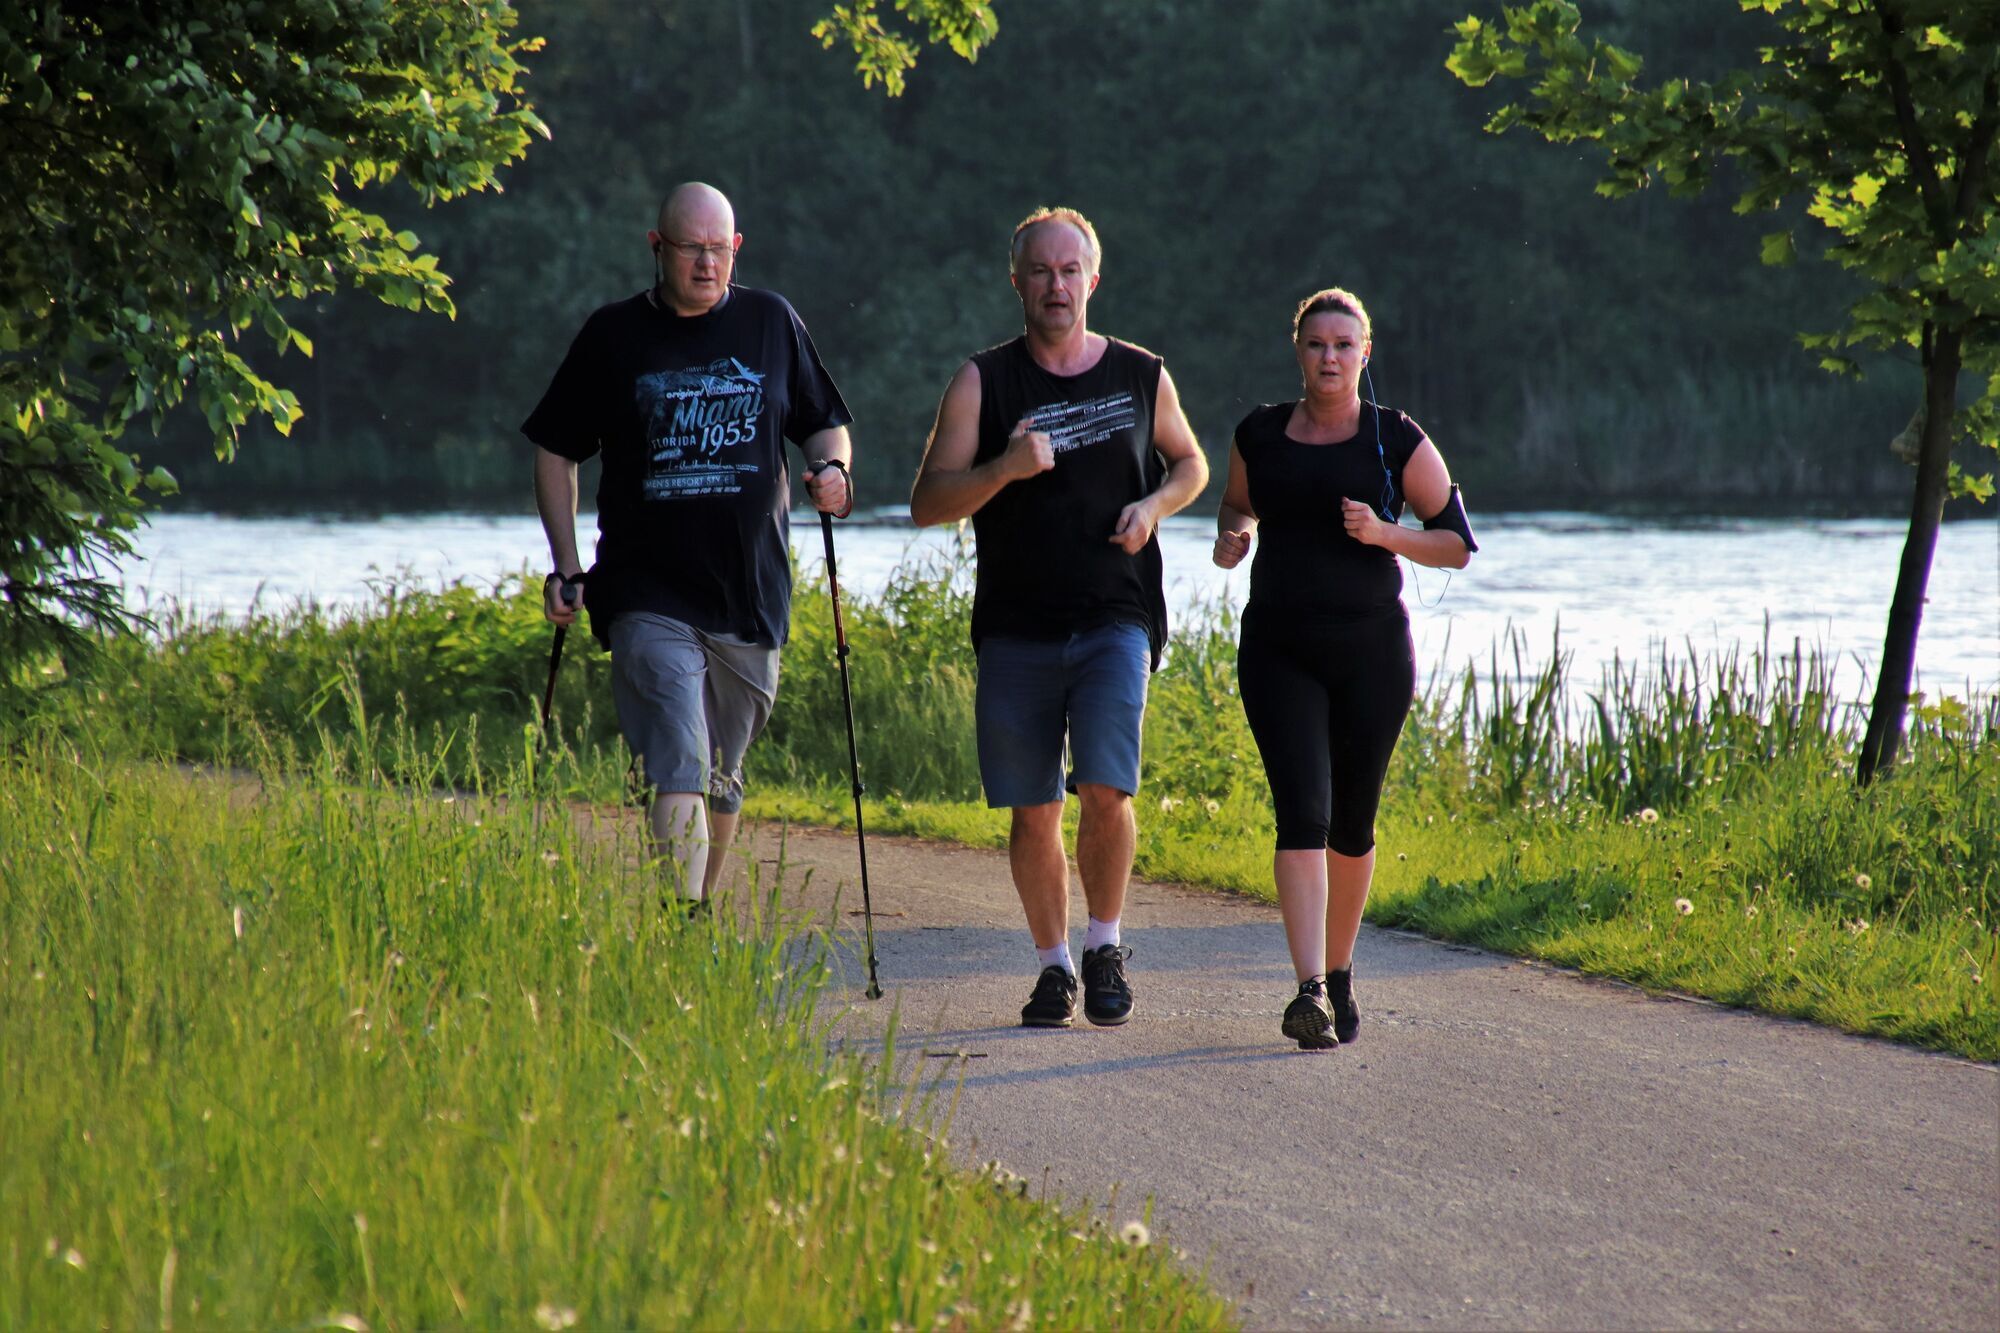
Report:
974,622,1150,808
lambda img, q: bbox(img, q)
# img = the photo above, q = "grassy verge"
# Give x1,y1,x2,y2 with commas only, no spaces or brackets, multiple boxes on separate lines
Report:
0,725,1231,1328
17,550,1996,1064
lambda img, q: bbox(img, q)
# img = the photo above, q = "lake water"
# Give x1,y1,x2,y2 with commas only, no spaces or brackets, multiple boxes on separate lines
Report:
124,511,1998,699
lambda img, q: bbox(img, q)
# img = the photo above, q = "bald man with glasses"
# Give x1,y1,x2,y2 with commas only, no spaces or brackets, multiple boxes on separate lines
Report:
525,182,856,913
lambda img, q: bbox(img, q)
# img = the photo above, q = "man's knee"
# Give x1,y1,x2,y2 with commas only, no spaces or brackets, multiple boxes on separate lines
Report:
1075,782,1132,818
1010,801,1064,843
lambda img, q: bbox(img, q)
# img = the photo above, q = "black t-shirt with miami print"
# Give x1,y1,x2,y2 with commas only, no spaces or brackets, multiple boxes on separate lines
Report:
523,285,851,648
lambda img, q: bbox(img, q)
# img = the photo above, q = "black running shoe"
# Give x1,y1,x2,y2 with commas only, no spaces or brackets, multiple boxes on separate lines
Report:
1020,965,1078,1027
1327,966,1359,1044
660,894,709,922
1080,944,1135,1026
1282,977,1337,1050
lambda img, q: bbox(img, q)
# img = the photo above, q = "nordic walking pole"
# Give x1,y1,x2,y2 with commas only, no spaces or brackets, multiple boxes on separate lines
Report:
812,462,883,999
540,574,583,745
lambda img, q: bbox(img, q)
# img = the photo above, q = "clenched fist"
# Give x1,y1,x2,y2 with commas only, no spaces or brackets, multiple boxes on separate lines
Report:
1213,528,1252,569
1001,417,1056,482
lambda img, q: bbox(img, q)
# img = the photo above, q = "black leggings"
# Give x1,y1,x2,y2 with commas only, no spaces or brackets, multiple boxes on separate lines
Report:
1238,608,1415,855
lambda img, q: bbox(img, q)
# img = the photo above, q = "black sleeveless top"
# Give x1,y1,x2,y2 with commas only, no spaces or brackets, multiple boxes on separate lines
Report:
968,336,1169,666
1234,400,1427,621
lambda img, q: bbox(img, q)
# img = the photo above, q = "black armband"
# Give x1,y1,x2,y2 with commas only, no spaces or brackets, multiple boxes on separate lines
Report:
1421,484,1478,553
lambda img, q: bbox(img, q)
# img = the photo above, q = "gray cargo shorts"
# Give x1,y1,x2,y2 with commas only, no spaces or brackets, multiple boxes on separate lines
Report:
607,611,780,814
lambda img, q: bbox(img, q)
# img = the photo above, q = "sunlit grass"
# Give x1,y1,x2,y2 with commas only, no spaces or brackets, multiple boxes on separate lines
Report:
0,726,1232,1329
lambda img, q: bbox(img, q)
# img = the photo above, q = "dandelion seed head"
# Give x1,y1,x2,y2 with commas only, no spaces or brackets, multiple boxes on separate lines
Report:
1204,798,1220,815
533,1303,579,1331
1854,872,1873,890
1120,1220,1151,1247
1675,898,1694,915
1639,808,1660,824
1744,905,1759,918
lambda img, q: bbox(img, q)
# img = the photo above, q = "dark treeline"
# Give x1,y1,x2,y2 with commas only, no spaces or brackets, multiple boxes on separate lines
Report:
146,0,1926,514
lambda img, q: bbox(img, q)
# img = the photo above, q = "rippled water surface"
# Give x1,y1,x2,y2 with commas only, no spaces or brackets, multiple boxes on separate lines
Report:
125,511,1998,698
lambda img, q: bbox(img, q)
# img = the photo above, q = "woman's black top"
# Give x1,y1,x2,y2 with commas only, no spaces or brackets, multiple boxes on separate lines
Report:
1234,400,1427,621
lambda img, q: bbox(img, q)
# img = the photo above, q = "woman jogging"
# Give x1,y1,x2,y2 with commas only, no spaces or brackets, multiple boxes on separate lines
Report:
1212,287,1478,1049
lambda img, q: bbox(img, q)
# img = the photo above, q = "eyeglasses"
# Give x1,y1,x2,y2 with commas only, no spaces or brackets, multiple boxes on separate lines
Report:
662,238,737,264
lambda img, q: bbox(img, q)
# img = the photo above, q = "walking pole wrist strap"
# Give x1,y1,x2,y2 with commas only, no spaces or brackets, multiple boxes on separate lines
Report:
814,457,855,520
544,571,585,606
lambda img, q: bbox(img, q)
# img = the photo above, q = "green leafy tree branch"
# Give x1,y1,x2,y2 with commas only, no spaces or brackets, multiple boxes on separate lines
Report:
1,0,547,687
1449,0,1999,783
812,0,997,96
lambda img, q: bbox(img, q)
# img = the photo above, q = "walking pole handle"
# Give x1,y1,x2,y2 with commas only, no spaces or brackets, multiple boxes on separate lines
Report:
540,573,585,743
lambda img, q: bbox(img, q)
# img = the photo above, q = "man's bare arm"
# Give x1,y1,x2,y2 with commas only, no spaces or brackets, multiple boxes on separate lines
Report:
909,362,1053,525
1110,367,1211,554
533,445,585,625
801,425,854,513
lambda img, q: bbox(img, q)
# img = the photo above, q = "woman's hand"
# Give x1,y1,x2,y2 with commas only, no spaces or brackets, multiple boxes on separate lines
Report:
1341,498,1392,548
1213,528,1252,569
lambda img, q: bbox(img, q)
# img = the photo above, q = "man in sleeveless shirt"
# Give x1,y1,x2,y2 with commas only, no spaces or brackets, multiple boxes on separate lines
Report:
525,182,856,914
910,208,1209,1028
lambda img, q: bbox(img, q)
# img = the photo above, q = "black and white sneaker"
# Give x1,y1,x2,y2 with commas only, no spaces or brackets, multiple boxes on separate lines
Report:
1020,965,1078,1027
1282,977,1337,1050
1328,966,1360,1045
1080,944,1135,1026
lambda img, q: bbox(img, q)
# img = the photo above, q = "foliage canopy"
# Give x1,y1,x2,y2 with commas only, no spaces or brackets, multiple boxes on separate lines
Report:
1448,0,1999,498
0,0,545,676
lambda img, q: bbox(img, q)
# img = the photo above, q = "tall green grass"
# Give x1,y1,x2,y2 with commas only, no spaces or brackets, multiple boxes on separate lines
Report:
0,719,1231,1329
22,551,1998,1057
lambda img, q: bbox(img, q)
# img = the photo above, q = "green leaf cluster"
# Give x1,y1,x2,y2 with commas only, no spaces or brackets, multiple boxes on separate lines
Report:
811,0,996,95
0,0,545,683
1448,0,2000,497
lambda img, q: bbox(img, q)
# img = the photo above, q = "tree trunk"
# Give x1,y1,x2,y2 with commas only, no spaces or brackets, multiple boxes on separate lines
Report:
1857,324,1963,785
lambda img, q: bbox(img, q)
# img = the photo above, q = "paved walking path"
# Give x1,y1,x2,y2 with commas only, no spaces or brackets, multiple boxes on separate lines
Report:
732,819,1998,1331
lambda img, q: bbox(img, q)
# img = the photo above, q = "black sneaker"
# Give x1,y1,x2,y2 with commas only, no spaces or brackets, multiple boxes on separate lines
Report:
1327,966,1359,1044
1020,965,1078,1028
1080,944,1135,1026
1282,977,1337,1050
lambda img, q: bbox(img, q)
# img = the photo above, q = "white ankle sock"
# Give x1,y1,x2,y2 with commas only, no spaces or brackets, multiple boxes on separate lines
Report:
1037,941,1074,974
1084,916,1120,952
